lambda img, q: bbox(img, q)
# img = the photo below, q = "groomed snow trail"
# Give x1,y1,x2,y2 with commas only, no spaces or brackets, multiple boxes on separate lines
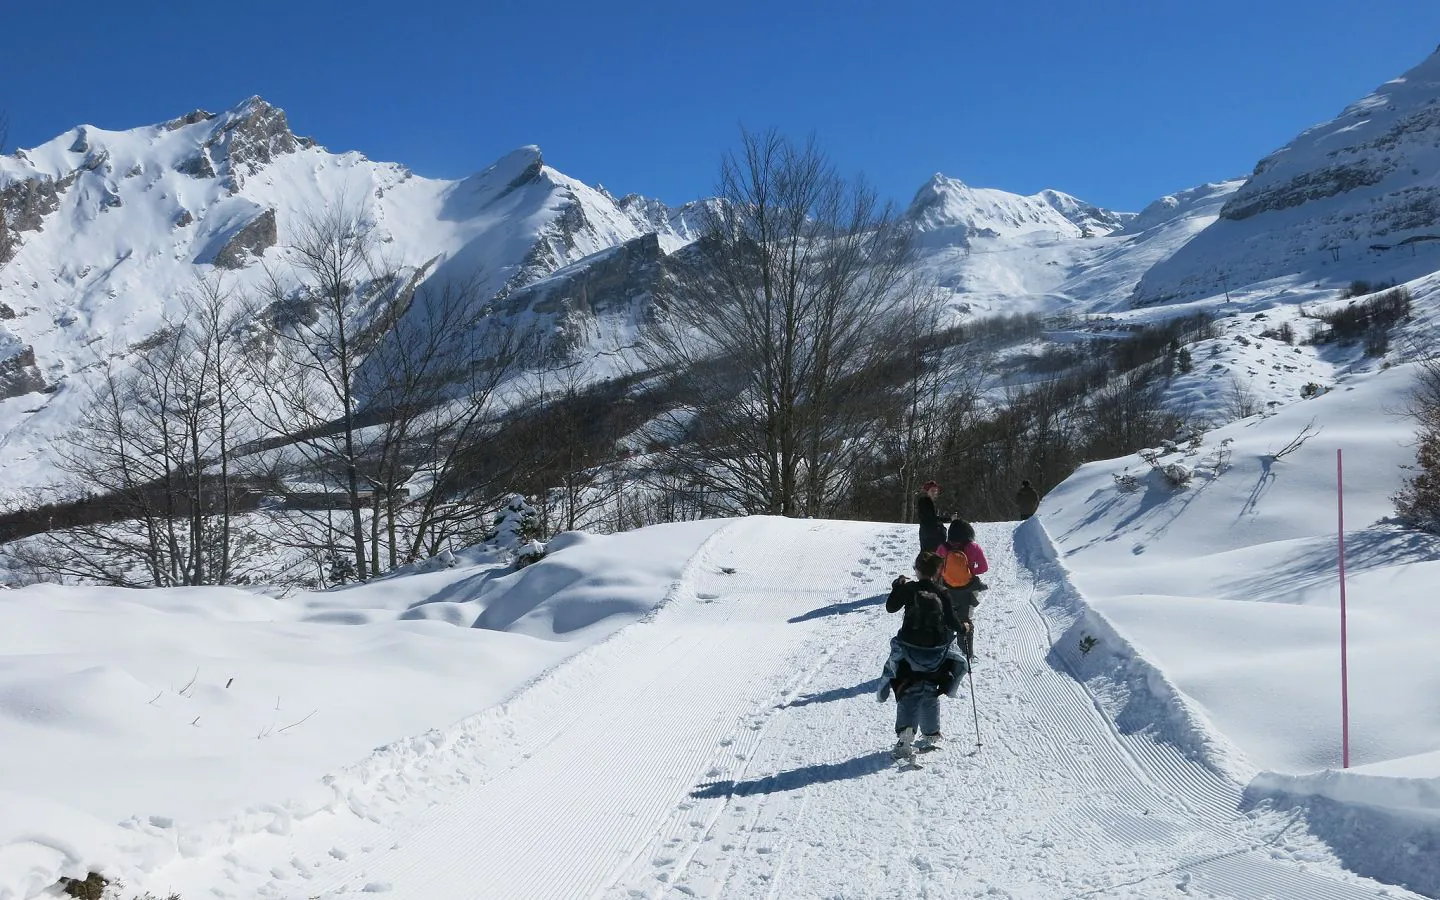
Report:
599,520,1420,900
143,518,1419,899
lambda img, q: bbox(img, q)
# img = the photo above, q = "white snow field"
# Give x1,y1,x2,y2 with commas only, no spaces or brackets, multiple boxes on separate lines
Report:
3,513,1435,899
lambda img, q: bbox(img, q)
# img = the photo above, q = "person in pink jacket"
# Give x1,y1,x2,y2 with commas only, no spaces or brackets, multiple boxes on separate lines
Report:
935,519,988,659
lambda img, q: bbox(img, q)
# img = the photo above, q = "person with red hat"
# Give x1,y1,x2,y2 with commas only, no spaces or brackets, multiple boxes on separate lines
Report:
917,480,946,553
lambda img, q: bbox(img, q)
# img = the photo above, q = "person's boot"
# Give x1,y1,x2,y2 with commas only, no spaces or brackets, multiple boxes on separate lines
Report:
915,732,944,752
892,726,916,759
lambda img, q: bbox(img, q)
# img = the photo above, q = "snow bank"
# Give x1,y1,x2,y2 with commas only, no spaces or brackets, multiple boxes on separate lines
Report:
1037,359,1440,893
1248,762,1440,897
1014,516,1252,781
1042,364,1438,773
0,519,725,898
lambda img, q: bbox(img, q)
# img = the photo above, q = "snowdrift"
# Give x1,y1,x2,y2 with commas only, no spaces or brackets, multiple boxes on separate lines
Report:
1038,361,1440,896
0,520,724,898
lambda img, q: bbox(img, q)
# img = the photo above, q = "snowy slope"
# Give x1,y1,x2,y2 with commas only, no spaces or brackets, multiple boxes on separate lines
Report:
1135,49,1440,305
3,517,1431,899
0,100,704,505
912,180,1238,320
0,520,725,898
1039,354,1440,893
1058,179,1244,313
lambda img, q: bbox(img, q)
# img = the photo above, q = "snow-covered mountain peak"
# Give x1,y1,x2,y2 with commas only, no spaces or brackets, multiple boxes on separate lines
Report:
477,144,545,183
0,95,311,197
1334,45,1440,121
905,172,1129,244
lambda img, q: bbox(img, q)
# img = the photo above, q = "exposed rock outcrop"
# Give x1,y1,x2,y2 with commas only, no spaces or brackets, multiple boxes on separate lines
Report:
163,109,216,131
176,152,216,179
168,99,311,189
208,98,312,189
0,344,45,399
1220,162,1392,222
212,208,277,269
506,233,665,358
0,171,78,264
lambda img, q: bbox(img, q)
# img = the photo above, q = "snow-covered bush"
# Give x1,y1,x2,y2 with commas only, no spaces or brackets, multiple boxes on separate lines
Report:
1162,462,1194,488
484,494,547,568
1396,358,1440,534
1395,429,1440,533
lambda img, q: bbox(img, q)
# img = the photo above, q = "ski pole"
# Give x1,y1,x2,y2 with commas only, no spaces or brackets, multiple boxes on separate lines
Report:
967,662,980,748
966,623,980,748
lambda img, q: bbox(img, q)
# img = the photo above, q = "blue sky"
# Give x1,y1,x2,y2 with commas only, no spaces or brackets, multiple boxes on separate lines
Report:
5,1,1440,212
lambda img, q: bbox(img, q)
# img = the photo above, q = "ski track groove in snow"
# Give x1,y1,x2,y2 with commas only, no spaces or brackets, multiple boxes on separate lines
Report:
134,518,1422,899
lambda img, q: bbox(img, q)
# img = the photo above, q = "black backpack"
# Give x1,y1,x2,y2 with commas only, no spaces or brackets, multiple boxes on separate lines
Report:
905,586,951,646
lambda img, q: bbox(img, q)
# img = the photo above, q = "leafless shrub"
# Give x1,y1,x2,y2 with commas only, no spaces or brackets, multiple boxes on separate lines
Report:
1224,376,1260,420
1113,471,1140,491
1269,419,1321,461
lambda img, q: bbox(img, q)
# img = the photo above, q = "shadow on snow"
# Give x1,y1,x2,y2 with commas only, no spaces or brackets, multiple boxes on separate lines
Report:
690,751,894,799
779,680,881,709
787,593,885,623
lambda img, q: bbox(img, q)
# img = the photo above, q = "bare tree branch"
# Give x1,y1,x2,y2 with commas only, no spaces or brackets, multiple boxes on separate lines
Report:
640,128,918,518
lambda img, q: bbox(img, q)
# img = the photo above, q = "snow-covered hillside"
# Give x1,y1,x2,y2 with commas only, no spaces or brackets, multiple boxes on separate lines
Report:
1135,49,1440,306
3,507,1439,899
910,179,1240,320
0,99,706,506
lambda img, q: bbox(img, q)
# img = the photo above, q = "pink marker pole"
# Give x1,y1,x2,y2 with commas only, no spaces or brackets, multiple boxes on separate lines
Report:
1337,448,1351,769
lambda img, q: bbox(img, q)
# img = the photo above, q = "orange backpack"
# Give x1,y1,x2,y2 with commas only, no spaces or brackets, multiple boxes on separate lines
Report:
939,546,972,589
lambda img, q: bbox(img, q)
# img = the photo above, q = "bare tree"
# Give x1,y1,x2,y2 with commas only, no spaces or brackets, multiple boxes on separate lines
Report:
355,279,533,567
15,278,256,585
247,205,390,580
642,129,916,517
508,360,632,536
871,293,971,522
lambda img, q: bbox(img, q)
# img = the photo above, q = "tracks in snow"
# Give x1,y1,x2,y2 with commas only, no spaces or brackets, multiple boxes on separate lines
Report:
140,518,1421,899
600,521,1421,899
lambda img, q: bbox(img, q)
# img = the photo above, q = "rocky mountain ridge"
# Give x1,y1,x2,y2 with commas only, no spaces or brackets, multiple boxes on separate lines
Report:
1133,48,1440,304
